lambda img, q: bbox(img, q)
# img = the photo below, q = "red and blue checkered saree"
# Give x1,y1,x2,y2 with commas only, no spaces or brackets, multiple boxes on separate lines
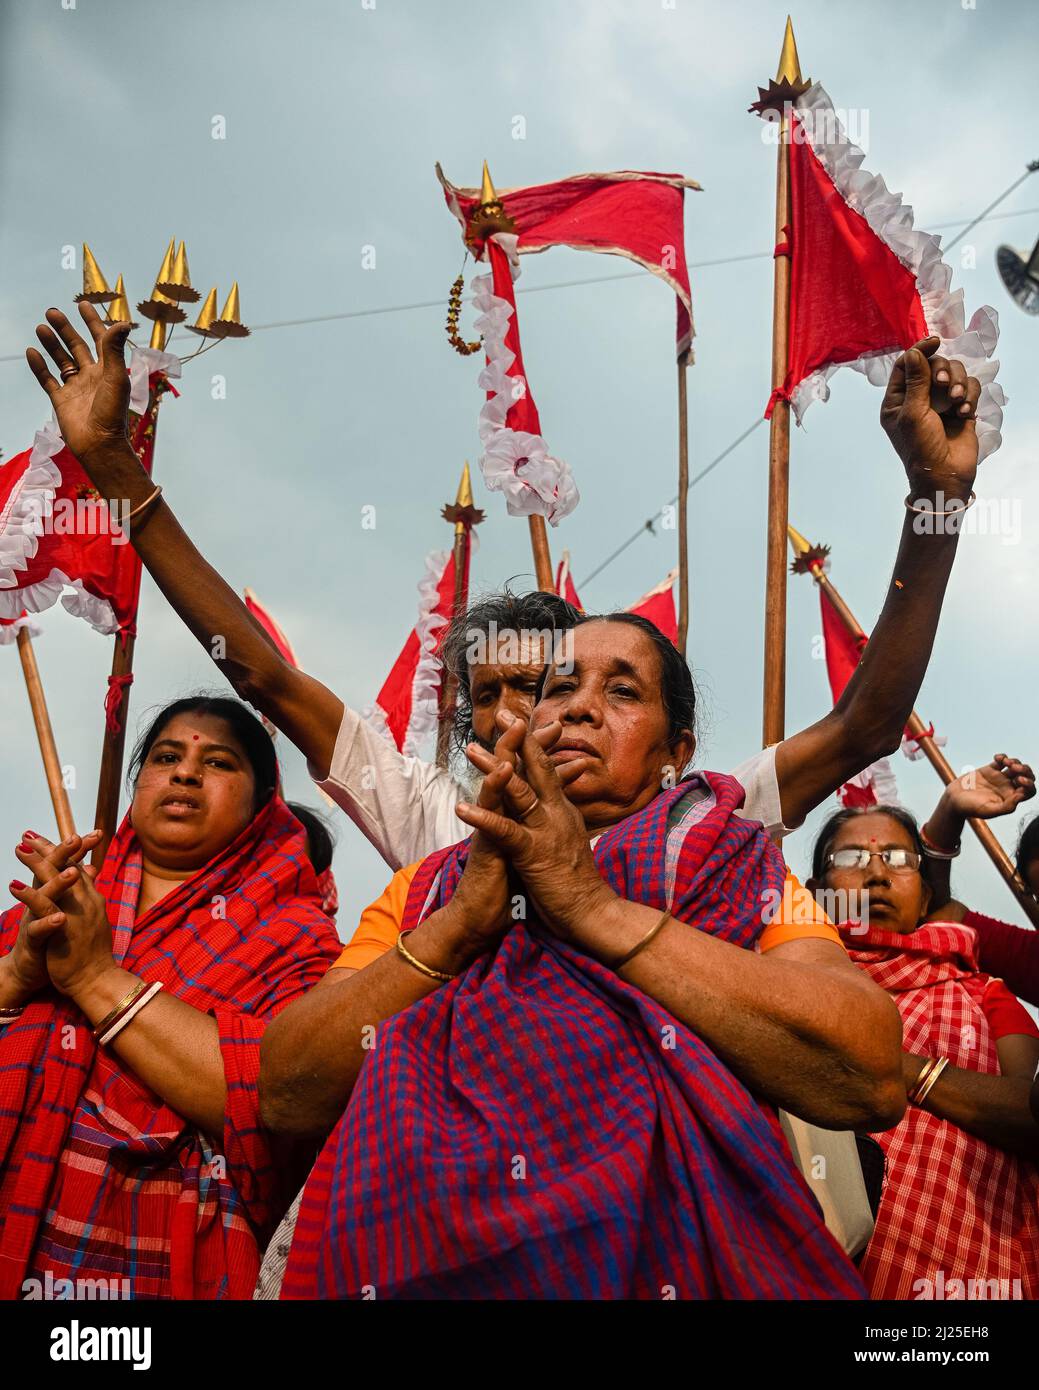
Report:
283,774,865,1299
0,796,341,1300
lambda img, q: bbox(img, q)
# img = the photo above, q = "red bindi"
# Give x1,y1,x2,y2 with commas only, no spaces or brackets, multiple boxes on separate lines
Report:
192,734,200,741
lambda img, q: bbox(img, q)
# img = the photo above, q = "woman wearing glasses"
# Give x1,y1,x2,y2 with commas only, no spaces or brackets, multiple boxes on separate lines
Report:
808,805,1039,1301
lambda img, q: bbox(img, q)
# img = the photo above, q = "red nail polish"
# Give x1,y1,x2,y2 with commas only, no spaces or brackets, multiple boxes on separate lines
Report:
10,880,26,892
23,831,37,840
17,843,32,855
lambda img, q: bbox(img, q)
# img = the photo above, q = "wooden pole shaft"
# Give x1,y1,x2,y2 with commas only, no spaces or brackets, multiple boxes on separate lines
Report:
16,628,75,840
811,563,1039,927
676,350,691,657
528,515,554,592
762,112,793,748
436,526,469,767
92,632,135,866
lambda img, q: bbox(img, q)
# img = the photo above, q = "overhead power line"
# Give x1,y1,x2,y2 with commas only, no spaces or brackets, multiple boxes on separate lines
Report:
0,201,1035,362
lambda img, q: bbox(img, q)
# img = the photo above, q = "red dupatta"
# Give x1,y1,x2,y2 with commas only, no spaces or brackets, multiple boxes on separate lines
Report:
0,796,340,1301
843,920,1039,1300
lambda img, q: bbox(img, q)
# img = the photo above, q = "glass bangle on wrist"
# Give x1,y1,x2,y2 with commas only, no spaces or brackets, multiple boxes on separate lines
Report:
920,826,961,859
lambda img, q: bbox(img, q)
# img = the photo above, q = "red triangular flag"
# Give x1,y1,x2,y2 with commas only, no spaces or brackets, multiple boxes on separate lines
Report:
765,86,1004,463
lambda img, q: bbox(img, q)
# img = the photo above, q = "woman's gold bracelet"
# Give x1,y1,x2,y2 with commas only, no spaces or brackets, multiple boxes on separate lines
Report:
91,978,148,1042
396,930,456,984
613,910,672,971
909,1056,949,1107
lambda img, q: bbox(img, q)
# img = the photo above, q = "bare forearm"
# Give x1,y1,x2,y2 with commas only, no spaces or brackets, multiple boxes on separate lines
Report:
260,907,491,1138
78,443,342,773
72,967,227,1140
572,892,905,1129
82,444,287,698
907,1054,1039,1157
836,511,959,754
776,511,961,828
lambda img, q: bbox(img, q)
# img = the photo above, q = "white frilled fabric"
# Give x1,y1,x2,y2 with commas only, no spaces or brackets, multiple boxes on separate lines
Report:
471,234,579,524
0,614,42,646
0,420,120,635
128,345,181,416
839,755,901,810
402,547,452,757
791,85,1006,462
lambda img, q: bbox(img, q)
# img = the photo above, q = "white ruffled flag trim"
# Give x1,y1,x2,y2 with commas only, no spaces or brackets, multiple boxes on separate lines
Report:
790,84,1006,462
470,235,579,524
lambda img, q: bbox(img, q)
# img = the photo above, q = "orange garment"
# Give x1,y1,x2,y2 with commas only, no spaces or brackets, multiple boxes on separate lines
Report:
332,866,841,972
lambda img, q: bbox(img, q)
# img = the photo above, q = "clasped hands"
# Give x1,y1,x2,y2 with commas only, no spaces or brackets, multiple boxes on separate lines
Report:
447,711,616,952
2,829,117,1009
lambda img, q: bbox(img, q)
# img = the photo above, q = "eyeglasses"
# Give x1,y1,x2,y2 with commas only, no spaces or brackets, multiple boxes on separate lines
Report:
826,847,921,872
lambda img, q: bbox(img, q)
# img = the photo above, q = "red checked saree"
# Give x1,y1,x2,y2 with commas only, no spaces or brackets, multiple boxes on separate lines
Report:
0,797,340,1301
284,774,866,1300
844,921,1039,1300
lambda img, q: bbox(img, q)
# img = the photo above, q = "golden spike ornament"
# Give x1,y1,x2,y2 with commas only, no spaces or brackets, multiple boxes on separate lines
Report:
749,15,811,117
186,287,221,338
156,240,200,303
466,159,516,246
441,460,485,532
75,244,117,304
207,282,250,338
104,274,138,328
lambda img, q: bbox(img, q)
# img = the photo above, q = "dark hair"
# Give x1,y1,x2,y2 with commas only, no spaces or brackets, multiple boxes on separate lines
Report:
128,695,278,813
1016,814,1039,881
811,803,935,890
287,802,336,875
573,612,697,747
439,587,582,754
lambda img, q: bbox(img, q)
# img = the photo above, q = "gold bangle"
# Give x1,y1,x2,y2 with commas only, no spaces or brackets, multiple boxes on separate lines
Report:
396,930,456,984
124,484,163,524
614,910,672,971
91,978,147,1042
913,1056,949,1108
907,1057,938,1104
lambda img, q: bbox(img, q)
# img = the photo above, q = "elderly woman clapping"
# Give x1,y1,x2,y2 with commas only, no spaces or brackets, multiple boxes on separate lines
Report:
264,616,904,1299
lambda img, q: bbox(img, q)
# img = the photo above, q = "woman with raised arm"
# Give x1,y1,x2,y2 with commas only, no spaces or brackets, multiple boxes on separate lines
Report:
808,805,1039,1300
264,616,905,1300
920,755,1039,1005
0,697,340,1300
26,305,985,874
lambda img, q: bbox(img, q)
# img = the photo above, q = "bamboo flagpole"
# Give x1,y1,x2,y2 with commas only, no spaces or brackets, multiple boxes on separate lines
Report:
676,349,691,656
750,17,812,748
91,379,164,867
15,628,76,840
437,462,484,766
789,524,1039,928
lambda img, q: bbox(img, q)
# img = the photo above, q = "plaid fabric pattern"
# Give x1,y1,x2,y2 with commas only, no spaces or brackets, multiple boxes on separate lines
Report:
283,774,864,1299
0,797,341,1301
845,920,1039,1300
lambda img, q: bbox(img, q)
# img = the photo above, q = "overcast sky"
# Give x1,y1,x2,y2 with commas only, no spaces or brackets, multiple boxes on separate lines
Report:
2,0,1038,936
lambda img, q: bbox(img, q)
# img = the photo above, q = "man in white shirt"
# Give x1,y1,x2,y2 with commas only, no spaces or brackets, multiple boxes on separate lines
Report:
311,587,790,869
